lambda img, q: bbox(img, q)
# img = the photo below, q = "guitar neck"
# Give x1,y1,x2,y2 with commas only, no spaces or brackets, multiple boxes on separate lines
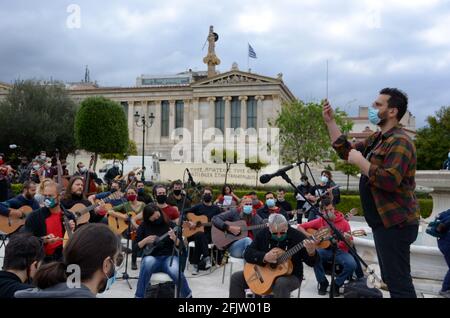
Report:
242,223,268,231
277,241,305,263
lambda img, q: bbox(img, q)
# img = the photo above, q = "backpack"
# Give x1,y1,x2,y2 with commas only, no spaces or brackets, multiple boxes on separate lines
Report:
145,281,175,298
344,278,383,298
426,209,450,238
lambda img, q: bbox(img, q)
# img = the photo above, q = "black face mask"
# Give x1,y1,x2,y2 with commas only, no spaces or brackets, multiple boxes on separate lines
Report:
152,216,164,225
173,189,182,196
25,192,33,200
203,194,212,203
156,195,167,204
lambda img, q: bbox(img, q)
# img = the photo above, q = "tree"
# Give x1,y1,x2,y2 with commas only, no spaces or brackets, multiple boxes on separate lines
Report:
334,159,360,191
74,96,129,170
245,157,269,187
0,80,76,160
100,140,138,175
416,106,450,170
210,148,238,185
269,99,352,175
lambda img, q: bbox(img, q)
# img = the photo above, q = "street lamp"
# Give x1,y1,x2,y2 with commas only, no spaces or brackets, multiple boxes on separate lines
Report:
134,111,155,181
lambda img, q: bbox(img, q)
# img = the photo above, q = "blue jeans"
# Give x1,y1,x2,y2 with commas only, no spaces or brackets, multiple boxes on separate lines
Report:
135,255,192,298
314,248,357,287
228,237,252,258
438,233,450,291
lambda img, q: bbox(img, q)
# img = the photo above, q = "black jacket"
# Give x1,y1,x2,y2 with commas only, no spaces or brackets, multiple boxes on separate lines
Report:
0,271,33,299
256,205,288,221
23,206,76,238
243,227,318,279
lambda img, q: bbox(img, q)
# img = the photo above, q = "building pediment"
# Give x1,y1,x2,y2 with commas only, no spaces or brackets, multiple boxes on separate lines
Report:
0,82,11,92
191,71,281,87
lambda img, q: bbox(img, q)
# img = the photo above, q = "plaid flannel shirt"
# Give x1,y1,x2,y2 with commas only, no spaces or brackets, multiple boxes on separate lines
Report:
332,124,420,228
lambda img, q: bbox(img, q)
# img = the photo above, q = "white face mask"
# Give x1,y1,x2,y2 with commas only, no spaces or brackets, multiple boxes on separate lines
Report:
321,176,329,184
80,167,87,173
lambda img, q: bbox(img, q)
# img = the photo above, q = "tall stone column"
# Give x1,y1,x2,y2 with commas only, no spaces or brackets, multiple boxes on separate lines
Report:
127,101,135,140
207,96,216,129
223,96,232,131
239,96,248,129
169,100,176,137
255,95,265,129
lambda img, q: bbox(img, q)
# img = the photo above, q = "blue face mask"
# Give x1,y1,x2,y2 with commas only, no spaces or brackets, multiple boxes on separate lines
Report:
368,107,381,125
100,259,116,293
321,176,329,184
266,199,276,208
271,233,287,242
243,205,253,215
137,188,144,195
44,197,57,209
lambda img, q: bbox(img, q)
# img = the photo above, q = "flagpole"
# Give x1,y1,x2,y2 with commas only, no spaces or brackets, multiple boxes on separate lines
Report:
247,44,250,72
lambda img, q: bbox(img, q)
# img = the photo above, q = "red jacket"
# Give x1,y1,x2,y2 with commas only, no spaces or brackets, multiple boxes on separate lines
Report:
299,211,352,252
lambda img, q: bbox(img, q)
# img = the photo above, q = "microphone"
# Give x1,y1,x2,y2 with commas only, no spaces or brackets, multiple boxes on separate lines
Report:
186,168,196,187
259,161,303,184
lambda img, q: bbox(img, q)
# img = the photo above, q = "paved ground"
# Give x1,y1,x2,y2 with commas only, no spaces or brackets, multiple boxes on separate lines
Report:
0,236,443,299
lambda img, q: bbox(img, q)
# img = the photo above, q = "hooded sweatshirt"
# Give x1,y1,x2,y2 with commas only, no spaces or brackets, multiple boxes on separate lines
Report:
299,210,352,252
14,282,95,298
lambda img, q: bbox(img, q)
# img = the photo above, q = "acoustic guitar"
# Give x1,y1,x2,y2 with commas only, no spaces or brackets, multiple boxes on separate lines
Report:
66,191,122,225
107,210,138,235
243,227,330,295
211,219,298,250
182,213,212,238
0,205,33,234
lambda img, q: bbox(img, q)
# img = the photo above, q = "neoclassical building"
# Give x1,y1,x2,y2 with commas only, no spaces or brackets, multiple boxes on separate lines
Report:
67,26,296,161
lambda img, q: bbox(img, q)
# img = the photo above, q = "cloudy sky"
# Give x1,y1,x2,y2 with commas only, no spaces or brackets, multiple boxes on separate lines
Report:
1,0,449,127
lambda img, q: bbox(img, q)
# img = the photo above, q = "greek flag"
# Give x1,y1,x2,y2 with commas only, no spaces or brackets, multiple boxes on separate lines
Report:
248,43,257,59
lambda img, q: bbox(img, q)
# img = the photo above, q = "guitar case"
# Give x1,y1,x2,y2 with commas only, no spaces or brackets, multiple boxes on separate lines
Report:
343,277,383,298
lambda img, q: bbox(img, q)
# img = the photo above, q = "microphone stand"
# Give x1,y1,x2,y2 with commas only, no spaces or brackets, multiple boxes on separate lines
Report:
169,168,192,298
276,165,381,298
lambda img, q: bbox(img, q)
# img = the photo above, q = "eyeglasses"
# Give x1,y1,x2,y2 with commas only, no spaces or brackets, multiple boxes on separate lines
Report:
272,231,287,236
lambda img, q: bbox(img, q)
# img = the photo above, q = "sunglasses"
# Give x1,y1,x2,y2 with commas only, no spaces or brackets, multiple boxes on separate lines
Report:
272,231,287,236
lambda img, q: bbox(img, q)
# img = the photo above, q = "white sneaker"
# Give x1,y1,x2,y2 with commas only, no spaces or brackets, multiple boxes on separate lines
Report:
204,256,212,270
191,265,199,275
439,290,450,298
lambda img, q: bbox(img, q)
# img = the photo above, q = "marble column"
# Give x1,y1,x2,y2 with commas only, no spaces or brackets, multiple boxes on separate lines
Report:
255,95,265,129
127,100,135,140
239,96,248,129
169,100,176,137
223,96,232,131
207,96,216,129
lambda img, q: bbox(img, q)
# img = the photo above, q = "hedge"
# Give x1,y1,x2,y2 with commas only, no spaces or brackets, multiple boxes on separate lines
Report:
10,184,433,218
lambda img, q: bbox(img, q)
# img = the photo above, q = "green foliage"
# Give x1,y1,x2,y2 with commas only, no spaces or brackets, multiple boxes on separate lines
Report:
100,139,138,161
75,96,129,155
416,106,450,170
334,159,360,191
245,157,269,187
0,80,76,159
269,99,352,170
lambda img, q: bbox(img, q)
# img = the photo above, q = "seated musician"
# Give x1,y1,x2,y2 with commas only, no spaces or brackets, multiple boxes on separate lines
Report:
88,180,124,207
153,185,180,223
136,181,153,204
212,196,264,258
256,192,289,221
276,188,293,220
108,186,145,270
247,191,263,210
0,233,44,298
229,214,318,298
135,204,192,298
22,182,76,262
297,197,359,296
167,179,192,212
15,223,120,298
0,181,40,221
214,184,240,207
184,187,221,274
60,176,106,224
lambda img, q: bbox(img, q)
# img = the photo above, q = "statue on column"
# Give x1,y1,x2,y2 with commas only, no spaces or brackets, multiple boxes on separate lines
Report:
203,26,221,78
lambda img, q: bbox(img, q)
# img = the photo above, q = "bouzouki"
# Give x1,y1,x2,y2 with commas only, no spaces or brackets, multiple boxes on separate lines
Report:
0,205,33,234
243,227,330,295
306,228,367,249
182,213,212,238
142,226,179,256
211,219,298,250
